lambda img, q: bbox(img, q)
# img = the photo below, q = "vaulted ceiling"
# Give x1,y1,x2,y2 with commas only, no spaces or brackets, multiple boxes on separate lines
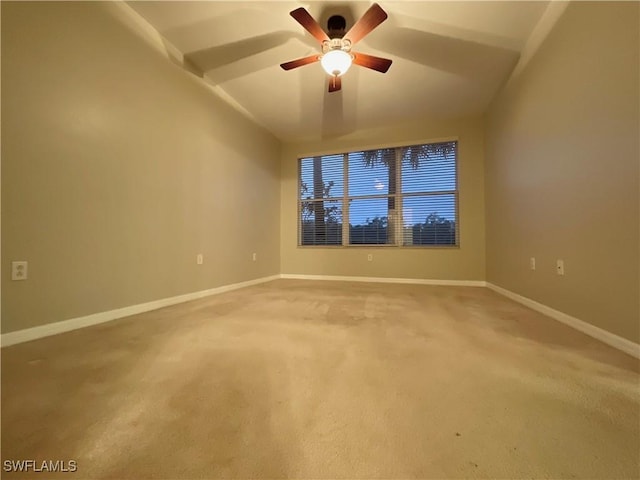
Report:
127,1,552,142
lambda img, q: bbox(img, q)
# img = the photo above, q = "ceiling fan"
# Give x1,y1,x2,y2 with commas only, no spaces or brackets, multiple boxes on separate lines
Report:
280,3,393,93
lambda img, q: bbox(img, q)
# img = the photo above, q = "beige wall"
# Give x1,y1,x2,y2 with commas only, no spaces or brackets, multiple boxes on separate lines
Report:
485,2,639,342
1,2,281,334
280,117,486,280
4,1,635,347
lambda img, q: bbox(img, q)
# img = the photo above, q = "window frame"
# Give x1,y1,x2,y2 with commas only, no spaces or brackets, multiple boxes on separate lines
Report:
297,138,460,249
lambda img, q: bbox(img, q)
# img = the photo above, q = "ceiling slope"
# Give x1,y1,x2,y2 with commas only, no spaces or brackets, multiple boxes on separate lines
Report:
126,1,551,142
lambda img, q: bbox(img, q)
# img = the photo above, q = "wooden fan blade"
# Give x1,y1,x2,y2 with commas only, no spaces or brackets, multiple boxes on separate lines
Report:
280,54,320,71
352,52,392,73
343,3,388,45
290,8,330,44
328,75,342,93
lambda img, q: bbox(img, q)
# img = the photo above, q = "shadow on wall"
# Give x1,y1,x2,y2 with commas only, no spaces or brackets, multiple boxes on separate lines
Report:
105,2,279,161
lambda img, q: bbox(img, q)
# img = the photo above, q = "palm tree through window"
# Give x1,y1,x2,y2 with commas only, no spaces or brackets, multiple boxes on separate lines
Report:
299,141,458,247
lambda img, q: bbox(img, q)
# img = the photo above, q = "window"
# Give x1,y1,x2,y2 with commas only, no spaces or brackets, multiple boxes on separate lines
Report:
299,141,458,247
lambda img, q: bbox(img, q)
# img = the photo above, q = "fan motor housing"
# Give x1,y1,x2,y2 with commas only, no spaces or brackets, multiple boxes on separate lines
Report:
327,14,346,38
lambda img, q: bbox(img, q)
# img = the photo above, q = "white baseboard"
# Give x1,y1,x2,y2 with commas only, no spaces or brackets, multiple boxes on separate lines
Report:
5,274,637,360
0,275,280,348
280,273,486,287
486,282,640,359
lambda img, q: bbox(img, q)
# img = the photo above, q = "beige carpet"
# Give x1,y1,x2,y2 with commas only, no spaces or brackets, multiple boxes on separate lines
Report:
2,280,639,479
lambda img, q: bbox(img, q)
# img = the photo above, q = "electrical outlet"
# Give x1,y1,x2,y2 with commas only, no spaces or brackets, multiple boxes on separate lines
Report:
367,254,373,261
556,259,564,276
530,257,536,270
196,254,204,265
11,261,28,281
252,253,257,261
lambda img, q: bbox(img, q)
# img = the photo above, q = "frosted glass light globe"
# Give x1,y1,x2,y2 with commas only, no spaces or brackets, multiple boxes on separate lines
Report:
321,50,353,77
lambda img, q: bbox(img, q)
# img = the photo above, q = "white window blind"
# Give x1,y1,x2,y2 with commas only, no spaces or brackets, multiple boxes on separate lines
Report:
299,141,458,247
299,154,343,245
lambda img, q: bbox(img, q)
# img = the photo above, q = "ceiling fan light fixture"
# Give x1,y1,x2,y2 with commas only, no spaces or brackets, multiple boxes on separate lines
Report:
281,4,391,92
320,49,353,77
